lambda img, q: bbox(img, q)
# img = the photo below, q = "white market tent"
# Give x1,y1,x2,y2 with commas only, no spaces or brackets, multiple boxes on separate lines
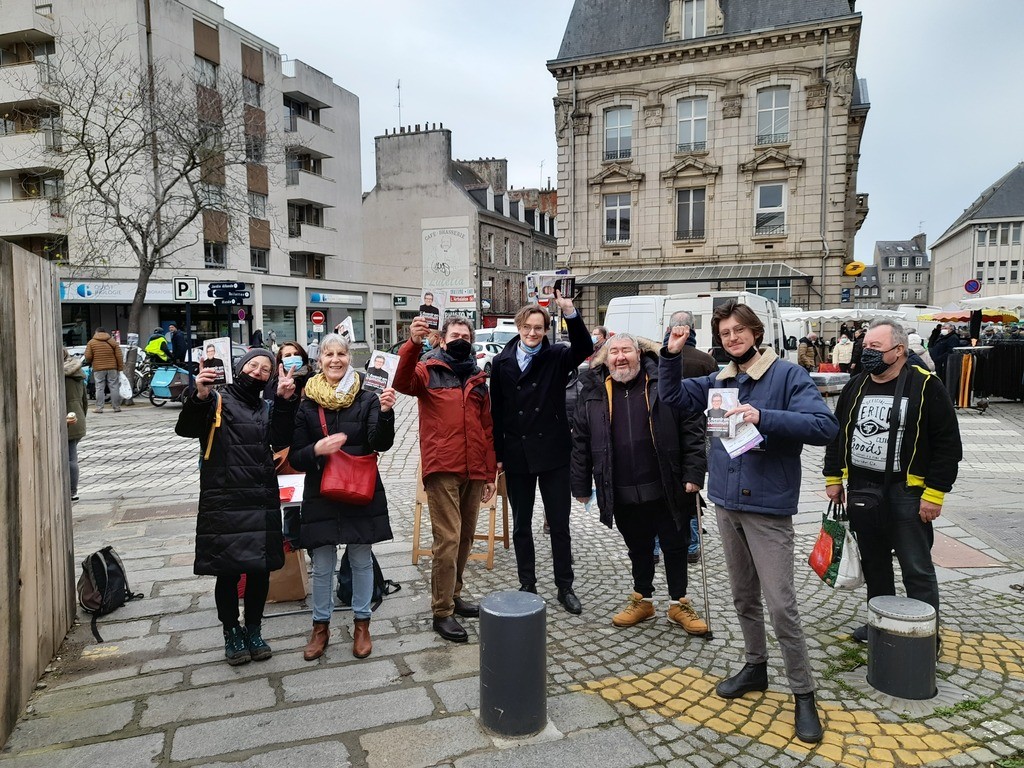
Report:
959,294,1024,311
783,308,908,323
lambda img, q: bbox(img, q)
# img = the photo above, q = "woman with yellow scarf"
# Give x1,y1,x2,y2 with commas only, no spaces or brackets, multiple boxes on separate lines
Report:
289,333,396,661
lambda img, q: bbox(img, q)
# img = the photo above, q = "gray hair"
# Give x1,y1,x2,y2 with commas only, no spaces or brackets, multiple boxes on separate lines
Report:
318,333,350,357
668,310,694,328
868,318,909,353
604,332,642,353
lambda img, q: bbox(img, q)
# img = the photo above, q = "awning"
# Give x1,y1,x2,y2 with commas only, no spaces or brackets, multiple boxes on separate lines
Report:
576,262,812,286
784,308,907,323
959,294,1024,311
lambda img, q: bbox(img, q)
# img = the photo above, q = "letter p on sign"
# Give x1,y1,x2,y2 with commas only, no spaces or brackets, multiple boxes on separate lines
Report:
173,276,198,302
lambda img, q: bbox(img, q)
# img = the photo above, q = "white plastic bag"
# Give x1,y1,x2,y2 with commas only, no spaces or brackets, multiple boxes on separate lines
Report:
118,371,133,401
834,528,864,590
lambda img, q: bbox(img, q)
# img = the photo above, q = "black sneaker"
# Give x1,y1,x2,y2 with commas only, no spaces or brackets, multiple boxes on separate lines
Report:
852,624,868,643
245,625,273,661
223,626,251,665
519,584,537,594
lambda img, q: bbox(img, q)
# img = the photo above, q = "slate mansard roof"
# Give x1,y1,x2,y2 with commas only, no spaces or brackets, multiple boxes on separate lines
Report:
934,162,1024,247
553,0,858,62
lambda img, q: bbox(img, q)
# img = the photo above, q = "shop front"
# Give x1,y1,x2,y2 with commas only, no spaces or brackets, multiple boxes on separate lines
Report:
306,289,366,343
261,285,299,348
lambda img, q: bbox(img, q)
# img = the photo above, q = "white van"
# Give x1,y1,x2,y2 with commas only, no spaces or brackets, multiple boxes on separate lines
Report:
474,319,519,347
603,291,796,362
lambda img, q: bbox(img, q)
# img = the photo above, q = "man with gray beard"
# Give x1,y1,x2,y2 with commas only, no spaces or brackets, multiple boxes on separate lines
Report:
570,334,708,633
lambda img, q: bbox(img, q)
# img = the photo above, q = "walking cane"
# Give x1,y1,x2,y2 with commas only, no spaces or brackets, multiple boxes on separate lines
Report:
695,492,714,641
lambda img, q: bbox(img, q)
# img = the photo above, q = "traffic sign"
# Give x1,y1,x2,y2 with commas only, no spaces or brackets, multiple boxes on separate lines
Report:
310,310,326,325
312,324,325,333
238,309,246,321
173,276,198,302
208,281,246,291
214,297,241,307
211,288,251,299
964,279,981,294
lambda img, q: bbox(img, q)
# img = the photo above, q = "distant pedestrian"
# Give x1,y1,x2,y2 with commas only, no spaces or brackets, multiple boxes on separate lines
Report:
929,323,963,383
63,349,88,501
175,350,299,665
797,332,824,372
589,325,609,358
168,324,188,364
831,335,854,372
84,327,124,413
250,328,264,349
145,328,172,365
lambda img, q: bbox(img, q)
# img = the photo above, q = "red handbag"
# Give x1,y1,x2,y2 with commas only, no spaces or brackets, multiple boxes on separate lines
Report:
318,406,377,505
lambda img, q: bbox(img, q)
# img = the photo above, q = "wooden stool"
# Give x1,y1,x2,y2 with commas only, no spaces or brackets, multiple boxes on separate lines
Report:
412,468,509,570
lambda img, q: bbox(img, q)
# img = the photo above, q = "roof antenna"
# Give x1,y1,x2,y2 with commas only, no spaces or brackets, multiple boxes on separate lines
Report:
396,79,402,127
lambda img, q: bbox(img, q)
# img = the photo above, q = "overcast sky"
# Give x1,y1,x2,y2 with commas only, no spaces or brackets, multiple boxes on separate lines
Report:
221,0,1024,266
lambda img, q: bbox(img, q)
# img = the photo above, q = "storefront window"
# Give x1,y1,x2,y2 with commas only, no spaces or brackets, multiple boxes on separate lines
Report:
262,307,297,347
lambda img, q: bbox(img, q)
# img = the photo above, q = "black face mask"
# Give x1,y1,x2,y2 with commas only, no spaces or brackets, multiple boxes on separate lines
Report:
859,347,894,376
234,371,267,394
725,346,758,365
445,339,472,362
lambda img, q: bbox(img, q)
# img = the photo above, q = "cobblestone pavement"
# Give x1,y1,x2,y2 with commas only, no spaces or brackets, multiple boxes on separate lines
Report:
2,395,1023,767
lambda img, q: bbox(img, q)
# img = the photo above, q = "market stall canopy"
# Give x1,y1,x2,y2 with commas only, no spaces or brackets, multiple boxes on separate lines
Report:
783,308,907,323
931,309,1020,323
959,294,1024,311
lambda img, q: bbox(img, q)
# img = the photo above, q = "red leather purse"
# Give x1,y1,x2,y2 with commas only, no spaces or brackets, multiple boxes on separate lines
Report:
318,406,377,505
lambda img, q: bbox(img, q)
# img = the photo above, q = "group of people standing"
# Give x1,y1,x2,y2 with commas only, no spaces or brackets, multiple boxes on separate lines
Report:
171,293,962,747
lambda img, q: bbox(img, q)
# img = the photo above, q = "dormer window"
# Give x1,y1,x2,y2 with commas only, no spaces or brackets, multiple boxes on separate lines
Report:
682,0,706,39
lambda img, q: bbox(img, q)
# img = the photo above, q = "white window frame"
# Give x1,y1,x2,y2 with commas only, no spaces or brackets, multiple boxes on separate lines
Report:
675,187,706,240
914,289,923,300
887,256,896,267
753,182,785,236
682,0,707,39
248,192,267,220
604,107,632,161
914,255,923,267
901,256,909,267
604,192,631,243
250,247,269,273
756,87,790,144
195,55,218,89
676,96,708,152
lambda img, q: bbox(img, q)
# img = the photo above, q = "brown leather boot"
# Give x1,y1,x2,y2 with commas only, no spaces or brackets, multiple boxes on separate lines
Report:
352,618,372,659
303,622,330,661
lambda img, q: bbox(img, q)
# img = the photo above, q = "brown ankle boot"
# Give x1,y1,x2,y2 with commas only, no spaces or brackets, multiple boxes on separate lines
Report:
303,622,330,661
352,618,372,659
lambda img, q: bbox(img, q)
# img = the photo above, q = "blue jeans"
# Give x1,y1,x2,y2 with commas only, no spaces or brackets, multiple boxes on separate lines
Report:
851,484,939,618
688,516,701,555
310,543,374,621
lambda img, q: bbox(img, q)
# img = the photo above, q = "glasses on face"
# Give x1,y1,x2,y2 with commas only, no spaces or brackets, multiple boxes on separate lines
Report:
521,325,545,334
718,325,749,340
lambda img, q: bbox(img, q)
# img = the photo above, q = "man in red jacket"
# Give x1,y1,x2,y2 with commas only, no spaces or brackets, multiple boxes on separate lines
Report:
394,315,497,643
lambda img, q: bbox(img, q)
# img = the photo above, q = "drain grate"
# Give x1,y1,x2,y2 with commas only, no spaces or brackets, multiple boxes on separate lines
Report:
118,503,197,523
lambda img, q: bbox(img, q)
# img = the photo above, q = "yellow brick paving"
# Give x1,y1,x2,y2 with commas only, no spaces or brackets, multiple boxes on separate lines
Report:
939,627,1024,678
576,667,979,768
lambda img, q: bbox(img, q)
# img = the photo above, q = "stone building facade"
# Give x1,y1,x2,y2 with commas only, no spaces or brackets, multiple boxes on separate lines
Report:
547,0,869,323
873,234,931,309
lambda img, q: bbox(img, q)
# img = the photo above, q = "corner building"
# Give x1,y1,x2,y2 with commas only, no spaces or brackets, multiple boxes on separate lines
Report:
548,0,870,322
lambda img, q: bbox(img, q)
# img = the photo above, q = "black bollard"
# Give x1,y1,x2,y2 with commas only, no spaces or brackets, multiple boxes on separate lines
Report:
866,596,937,700
479,591,546,737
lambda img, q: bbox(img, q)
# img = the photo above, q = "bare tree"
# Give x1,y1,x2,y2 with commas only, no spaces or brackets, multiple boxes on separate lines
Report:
7,23,277,335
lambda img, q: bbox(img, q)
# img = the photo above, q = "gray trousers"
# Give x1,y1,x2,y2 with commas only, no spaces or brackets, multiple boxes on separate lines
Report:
95,368,121,409
716,505,815,694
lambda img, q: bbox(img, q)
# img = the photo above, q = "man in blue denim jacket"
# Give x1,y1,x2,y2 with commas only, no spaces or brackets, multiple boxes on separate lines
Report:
659,300,838,744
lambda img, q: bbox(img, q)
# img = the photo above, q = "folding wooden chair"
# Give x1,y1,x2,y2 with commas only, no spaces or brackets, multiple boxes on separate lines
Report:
412,464,509,570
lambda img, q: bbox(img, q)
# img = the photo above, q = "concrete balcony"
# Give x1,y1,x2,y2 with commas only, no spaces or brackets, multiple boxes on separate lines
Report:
286,221,339,257
0,196,67,237
285,168,336,207
282,113,334,159
0,130,61,173
0,61,57,111
0,6,55,47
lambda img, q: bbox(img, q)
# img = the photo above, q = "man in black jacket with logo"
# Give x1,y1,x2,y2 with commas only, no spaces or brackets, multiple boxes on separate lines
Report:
490,292,593,613
571,334,708,633
824,318,962,644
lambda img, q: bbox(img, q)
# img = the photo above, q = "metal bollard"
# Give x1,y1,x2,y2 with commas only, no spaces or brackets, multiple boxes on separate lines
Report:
479,591,546,737
867,596,937,700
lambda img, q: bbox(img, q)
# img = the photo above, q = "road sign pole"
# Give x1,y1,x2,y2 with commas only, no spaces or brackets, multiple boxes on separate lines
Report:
185,301,194,389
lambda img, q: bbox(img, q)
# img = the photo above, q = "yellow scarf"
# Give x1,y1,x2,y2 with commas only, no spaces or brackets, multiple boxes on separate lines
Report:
304,371,361,410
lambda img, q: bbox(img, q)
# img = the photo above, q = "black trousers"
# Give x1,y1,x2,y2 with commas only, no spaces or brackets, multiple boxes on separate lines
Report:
615,500,690,600
505,468,574,590
214,571,270,630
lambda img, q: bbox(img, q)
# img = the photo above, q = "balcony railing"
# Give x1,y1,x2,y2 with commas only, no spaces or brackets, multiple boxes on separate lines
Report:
48,196,65,217
674,229,705,241
755,132,789,146
605,234,631,244
754,224,787,236
603,148,632,161
676,141,707,154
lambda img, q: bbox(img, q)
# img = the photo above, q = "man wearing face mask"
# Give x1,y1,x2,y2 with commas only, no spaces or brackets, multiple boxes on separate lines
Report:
824,319,962,647
394,316,497,643
928,322,963,385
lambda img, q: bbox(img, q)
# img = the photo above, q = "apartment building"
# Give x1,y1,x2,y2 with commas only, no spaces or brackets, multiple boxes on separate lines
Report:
361,125,557,340
872,234,930,309
547,0,870,323
0,0,367,347
931,162,1024,306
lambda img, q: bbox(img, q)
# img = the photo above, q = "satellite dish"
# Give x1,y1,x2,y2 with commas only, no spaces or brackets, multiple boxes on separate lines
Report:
844,261,866,276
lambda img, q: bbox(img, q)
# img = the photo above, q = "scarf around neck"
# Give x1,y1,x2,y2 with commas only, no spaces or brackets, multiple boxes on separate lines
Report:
304,370,361,410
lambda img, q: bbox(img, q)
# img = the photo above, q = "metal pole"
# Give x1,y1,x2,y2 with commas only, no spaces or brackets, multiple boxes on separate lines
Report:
185,300,194,388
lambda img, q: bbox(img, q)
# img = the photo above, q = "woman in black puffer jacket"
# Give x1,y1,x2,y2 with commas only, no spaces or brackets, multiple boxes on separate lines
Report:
175,349,298,665
289,333,396,662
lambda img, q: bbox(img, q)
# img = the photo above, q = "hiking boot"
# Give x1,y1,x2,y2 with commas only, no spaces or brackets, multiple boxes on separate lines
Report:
244,624,272,661
223,626,250,666
716,662,768,699
612,592,655,627
667,597,708,636
794,692,824,743
303,621,330,661
353,618,372,658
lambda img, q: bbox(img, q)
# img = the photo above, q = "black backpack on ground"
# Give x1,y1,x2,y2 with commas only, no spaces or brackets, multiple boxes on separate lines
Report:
336,550,401,611
76,546,144,642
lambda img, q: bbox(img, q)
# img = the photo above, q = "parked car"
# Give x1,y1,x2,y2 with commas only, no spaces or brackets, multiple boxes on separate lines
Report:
473,327,519,347
473,342,503,374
